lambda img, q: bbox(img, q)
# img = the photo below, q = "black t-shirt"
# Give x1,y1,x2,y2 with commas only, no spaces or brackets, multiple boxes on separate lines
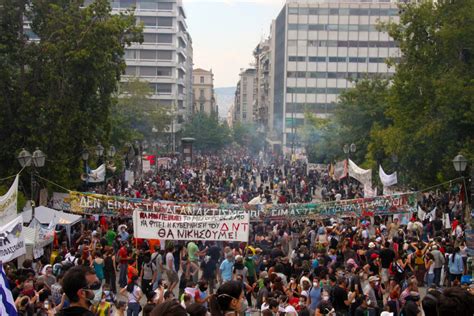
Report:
332,286,348,312
57,306,95,316
379,248,396,269
208,246,220,261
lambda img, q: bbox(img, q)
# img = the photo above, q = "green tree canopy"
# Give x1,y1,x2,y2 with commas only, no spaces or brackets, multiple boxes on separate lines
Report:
0,0,142,190
182,112,231,151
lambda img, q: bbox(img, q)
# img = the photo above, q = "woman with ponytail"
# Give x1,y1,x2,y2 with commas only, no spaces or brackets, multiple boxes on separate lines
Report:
208,281,244,316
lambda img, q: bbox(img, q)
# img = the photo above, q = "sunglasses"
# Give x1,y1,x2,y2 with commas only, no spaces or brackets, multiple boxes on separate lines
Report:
83,282,101,290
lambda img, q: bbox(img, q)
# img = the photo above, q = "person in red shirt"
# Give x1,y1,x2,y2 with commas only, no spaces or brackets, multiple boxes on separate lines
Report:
118,241,130,288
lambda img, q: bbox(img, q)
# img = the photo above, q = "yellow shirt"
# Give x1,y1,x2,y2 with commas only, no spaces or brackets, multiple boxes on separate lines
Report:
96,302,111,316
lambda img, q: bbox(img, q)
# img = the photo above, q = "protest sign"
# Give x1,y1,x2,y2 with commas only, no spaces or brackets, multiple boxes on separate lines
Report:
0,215,25,262
133,210,249,242
67,191,416,219
0,175,18,224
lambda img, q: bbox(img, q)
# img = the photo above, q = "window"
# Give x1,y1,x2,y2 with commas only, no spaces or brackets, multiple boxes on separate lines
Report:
140,1,156,10
289,56,306,62
157,50,172,60
125,66,136,76
157,34,172,44
308,24,325,31
200,89,204,97
139,66,156,76
157,17,173,27
309,56,326,62
329,57,346,62
125,50,138,59
349,57,367,63
120,0,135,8
288,7,298,14
140,50,155,60
157,2,173,10
200,76,204,83
200,103,204,112
156,67,172,76
141,17,156,28
156,83,172,94
143,34,156,43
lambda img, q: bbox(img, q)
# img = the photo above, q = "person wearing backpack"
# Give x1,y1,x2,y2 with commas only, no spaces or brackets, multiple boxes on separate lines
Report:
140,255,157,296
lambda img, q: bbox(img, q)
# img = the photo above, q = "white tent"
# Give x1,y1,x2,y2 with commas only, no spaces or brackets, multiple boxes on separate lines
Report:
33,206,82,245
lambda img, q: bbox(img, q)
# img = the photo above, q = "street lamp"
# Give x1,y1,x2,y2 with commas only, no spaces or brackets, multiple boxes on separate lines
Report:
343,143,356,158
17,147,46,218
96,143,104,165
452,154,468,174
18,148,32,167
107,145,116,159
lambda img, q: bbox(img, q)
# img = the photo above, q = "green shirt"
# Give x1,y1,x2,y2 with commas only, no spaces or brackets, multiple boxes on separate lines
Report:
187,242,199,262
105,230,116,246
244,257,256,279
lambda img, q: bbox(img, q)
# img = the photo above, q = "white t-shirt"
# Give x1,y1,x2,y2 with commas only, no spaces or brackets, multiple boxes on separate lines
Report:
128,285,142,303
284,305,298,315
166,252,175,271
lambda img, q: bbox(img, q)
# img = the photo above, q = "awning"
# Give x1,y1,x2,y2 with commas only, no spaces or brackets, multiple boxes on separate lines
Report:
34,206,82,226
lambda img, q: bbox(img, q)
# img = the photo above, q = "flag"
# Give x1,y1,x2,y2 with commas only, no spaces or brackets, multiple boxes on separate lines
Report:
0,174,19,224
0,264,17,316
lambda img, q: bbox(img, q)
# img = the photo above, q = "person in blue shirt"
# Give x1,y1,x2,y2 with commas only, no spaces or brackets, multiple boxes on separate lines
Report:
309,277,322,314
448,247,464,283
219,252,234,284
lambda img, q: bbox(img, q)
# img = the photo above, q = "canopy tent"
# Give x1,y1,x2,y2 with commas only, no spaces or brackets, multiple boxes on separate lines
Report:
33,206,82,246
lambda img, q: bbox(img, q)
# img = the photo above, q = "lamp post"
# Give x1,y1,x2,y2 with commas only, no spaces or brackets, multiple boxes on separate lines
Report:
95,143,104,165
452,153,470,223
17,147,46,218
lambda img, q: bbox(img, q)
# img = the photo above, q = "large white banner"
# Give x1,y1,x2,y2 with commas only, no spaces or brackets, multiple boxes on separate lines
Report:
348,159,372,187
133,210,249,242
0,215,25,262
379,165,397,187
333,160,347,180
84,164,105,183
0,175,18,224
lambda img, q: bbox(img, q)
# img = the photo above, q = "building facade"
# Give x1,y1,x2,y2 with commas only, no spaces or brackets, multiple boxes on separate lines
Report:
267,0,400,152
253,39,272,134
114,0,194,135
192,68,217,115
233,68,257,124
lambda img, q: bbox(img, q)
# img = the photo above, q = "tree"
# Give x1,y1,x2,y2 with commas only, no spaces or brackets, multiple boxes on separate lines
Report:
182,112,231,151
0,0,142,189
375,0,474,187
301,77,391,165
110,77,170,147
232,122,265,153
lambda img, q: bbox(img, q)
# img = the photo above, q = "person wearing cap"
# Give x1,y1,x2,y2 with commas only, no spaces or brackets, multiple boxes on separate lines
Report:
364,276,383,313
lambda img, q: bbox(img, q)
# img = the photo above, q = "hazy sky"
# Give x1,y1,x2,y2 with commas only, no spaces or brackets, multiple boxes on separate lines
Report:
183,0,285,87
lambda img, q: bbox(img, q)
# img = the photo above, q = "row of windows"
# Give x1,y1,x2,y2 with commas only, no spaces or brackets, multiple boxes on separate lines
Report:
288,23,378,32
125,66,173,77
148,83,173,94
125,49,173,60
286,103,336,113
288,56,399,63
287,71,392,79
143,33,173,44
111,0,173,11
288,40,397,48
138,17,173,28
288,7,398,17
287,87,345,94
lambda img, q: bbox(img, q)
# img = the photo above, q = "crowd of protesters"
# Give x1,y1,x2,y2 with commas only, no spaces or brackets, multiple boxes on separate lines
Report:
2,149,473,316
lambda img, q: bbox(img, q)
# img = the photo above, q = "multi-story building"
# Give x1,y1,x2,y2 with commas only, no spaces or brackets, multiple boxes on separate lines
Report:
253,39,272,133
192,68,217,115
232,68,257,124
114,0,193,139
267,0,400,152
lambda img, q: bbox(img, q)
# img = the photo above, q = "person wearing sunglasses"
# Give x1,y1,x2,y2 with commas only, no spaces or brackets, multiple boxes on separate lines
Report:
57,266,100,316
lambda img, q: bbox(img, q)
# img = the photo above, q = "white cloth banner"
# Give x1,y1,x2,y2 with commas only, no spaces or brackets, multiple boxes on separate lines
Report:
85,164,105,183
125,170,135,185
364,184,377,198
133,210,249,242
333,160,347,180
348,159,372,187
379,165,398,187
0,175,18,224
0,215,25,263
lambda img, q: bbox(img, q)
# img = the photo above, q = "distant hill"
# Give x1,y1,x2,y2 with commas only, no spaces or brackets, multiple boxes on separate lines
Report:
215,87,235,119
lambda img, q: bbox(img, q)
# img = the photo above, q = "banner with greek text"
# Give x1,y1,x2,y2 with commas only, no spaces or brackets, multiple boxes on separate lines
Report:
66,191,416,220
133,210,249,242
0,215,25,263
348,159,372,187
0,175,18,224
